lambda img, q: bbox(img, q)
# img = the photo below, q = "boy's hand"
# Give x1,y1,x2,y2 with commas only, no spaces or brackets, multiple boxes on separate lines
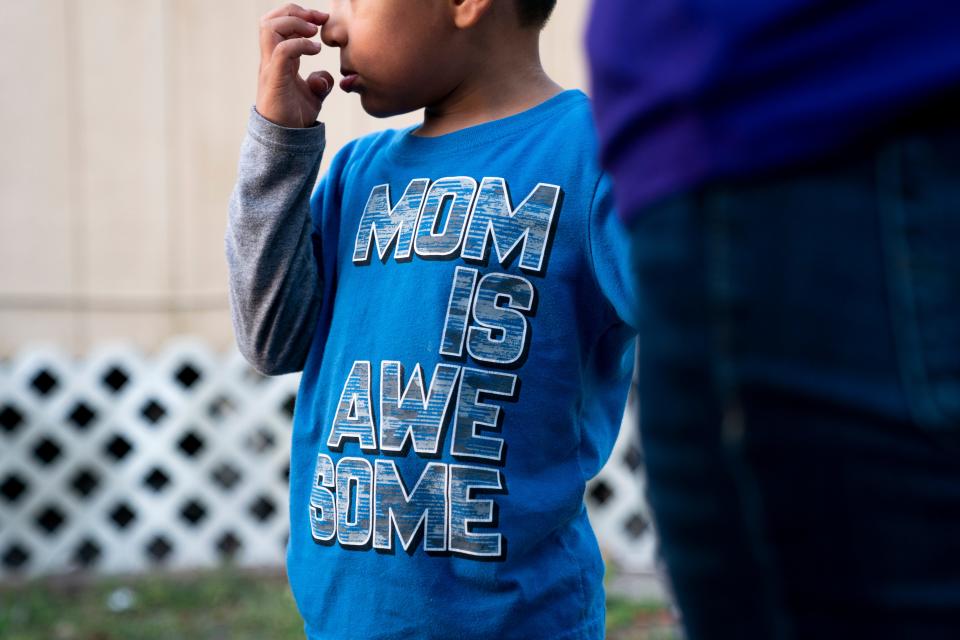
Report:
256,4,334,128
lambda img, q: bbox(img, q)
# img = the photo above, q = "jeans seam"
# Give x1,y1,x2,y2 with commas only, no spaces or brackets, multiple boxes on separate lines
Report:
704,191,796,640
875,143,946,429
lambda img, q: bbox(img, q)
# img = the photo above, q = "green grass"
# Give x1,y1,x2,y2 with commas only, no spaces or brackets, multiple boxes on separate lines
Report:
606,595,681,640
0,566,677,639
0,566,302,640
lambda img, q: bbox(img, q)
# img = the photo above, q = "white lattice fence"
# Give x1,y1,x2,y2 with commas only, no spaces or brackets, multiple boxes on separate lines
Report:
0,338,654,579
588,383,657,575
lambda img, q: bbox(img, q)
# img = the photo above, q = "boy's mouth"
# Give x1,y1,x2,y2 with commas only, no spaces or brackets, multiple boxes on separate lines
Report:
340,69,360,92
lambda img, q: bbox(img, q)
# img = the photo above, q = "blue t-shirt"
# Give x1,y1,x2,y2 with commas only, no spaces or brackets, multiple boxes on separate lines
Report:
587,0,960,220
286,90,637,640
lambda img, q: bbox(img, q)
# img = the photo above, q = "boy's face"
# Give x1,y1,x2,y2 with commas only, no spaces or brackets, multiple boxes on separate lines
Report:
322,0,462,117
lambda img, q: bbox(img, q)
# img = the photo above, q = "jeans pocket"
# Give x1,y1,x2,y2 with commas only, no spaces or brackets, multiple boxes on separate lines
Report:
878,133,960,430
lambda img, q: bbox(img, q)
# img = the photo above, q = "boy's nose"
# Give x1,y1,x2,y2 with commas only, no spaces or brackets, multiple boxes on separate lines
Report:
320,12,346,48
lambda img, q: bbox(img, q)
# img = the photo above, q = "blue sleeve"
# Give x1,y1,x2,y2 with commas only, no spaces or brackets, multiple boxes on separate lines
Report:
588,171,640,330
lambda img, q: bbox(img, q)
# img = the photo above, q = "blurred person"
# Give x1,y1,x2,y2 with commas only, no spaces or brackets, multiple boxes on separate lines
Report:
225,1,638,639
587,1,960,638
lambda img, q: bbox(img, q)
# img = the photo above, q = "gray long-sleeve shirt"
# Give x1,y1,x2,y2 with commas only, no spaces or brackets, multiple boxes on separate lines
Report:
224,106,326,375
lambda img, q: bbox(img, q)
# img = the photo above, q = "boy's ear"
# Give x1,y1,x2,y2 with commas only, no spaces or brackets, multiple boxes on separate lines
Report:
449,0,494,29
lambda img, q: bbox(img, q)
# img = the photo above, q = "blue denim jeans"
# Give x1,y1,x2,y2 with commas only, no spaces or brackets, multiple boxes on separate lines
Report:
629,130,960,639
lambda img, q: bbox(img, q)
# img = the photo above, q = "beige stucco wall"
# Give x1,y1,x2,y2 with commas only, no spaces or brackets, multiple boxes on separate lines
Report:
0,1,591,358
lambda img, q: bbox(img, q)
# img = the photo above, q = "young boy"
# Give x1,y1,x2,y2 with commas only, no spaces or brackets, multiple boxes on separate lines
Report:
225,2,637,638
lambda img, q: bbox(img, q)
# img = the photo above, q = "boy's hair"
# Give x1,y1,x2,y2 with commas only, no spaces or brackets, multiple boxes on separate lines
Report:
516,0,557,29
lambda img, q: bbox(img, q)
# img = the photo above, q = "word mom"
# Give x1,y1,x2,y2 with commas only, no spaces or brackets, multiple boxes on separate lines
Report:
353,176,561,273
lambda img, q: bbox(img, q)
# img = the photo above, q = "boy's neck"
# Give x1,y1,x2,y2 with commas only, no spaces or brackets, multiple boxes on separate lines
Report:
413,39,563,138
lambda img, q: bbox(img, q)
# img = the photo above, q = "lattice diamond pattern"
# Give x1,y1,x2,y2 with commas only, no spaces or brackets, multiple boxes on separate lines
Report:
0,338,654,578
584,382,657,574
0,339,295,578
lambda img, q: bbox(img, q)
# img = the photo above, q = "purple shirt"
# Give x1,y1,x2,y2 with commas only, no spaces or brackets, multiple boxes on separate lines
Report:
586,0,960,221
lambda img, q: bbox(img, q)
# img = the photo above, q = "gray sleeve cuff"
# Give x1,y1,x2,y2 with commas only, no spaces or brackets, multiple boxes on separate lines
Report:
247,104,326,152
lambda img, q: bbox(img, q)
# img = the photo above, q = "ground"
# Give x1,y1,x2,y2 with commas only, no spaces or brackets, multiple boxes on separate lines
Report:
0,566,680,639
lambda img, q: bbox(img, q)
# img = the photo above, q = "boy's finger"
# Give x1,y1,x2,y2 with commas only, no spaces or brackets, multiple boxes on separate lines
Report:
260,5,328,31
303,9,329,25
306,70,335,100
260,16,320,61
265,15,318,36
272,37,322,63
261,3,314,22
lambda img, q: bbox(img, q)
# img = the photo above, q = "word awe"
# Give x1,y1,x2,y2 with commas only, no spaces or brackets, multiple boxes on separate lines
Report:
328,360,516,463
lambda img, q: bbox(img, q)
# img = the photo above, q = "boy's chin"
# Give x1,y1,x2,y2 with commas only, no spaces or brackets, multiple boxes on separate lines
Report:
357,93,421,119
